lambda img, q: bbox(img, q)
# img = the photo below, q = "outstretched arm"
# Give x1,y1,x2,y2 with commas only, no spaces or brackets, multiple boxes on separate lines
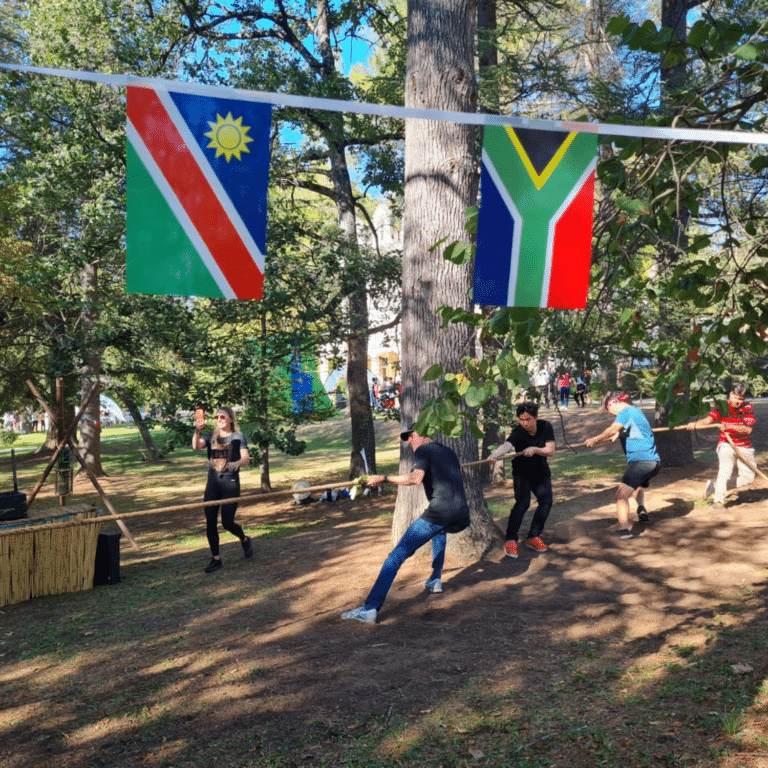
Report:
585,422,623,448
367,468,425,488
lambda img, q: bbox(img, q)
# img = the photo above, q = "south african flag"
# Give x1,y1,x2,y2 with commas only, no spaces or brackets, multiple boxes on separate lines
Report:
473,126,597,309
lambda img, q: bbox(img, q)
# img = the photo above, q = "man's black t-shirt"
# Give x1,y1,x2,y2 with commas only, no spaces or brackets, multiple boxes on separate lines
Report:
411,441,470,533
506,420,555,479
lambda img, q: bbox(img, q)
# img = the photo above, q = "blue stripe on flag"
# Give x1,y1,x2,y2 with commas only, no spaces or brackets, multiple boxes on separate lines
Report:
473,163,515,306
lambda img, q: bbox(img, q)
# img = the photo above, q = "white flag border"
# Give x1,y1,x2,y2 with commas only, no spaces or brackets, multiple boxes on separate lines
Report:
1,63,768,146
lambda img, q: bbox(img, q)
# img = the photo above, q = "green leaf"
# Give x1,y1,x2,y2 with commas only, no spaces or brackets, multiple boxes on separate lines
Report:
669,400,688,427
497,352,519,381
465,382,490,408
429,237,448,254
466,417,484,440
614,194,650,217
422,364,444,382
443,241,473,265
488,309,511,337
606,14,631,36
464,206,479,235
732,43,758,61
514,332,534,357
687,19,711,48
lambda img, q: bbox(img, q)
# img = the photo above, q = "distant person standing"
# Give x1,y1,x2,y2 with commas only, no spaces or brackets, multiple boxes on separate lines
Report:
488,402,556,557
534,367,551,408
574,376,587,408
557,371,571,409
685,384,756,510
341,427,470,624
192,407,254,573
583,370,593,404
585,393,660,538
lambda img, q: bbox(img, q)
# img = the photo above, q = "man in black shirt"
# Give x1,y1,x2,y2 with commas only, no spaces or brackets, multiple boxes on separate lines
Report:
489,402,556,558
341,428,470,624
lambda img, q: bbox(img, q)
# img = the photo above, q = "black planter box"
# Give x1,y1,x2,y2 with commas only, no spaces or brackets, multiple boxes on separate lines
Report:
0,490,27,521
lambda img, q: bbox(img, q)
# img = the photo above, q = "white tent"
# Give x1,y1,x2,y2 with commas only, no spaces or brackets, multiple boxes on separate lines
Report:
100,394,126,423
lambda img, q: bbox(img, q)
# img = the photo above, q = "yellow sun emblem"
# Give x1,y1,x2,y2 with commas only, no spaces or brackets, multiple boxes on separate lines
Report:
204,112,254,163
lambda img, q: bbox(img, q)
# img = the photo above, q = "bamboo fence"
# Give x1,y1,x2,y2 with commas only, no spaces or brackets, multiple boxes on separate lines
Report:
0,506,101,607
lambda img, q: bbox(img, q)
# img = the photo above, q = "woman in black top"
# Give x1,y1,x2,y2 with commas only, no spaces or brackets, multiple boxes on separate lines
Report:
192,407,253,573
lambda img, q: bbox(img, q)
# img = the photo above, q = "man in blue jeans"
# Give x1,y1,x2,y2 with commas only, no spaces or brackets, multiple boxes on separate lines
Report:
341,427,471,624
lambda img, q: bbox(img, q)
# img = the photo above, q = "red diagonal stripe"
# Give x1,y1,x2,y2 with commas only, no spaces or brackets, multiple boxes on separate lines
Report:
127,85,263,299
546,170,595,309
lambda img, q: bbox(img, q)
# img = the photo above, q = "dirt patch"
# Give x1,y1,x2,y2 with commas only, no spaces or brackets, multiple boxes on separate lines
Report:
2,405,768,767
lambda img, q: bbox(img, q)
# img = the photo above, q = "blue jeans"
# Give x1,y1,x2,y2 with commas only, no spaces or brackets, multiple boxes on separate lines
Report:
364,517,446,611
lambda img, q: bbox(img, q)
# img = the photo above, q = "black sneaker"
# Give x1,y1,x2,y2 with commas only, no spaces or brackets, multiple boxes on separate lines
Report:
637,506,649,522
242,536,254,559
616,529,633,539
205,558,223,573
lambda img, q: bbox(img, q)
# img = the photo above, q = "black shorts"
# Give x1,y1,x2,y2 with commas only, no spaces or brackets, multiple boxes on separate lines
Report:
621,461,661,489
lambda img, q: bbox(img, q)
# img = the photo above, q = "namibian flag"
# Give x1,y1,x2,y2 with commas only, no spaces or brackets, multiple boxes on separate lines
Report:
126,81,272,299
473,126,597,309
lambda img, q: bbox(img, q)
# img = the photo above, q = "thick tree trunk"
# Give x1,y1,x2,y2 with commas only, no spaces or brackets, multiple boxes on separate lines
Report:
316,0,376,478
259,440,272,492
37,376,76,453
395,0,502,558
258,310,273,492
78,262,105,476
655,429,694,467
480,393,508,484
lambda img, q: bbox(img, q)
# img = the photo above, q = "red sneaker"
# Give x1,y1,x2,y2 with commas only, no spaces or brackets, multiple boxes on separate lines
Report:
504,540,518,558
526,537,549,553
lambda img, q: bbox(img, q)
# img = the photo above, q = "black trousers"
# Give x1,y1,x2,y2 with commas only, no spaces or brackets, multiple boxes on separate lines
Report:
506,473,553,541
204,471,245,556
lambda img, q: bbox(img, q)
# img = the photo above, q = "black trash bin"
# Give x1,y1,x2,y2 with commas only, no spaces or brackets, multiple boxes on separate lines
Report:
0,449,27,522
93,531,121,586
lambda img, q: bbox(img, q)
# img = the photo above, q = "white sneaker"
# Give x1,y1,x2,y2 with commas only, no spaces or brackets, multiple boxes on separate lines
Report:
424,578,443,593
703,480,715,501
341,605,377,623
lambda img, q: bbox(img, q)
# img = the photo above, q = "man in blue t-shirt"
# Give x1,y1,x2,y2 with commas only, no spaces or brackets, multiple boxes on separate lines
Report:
585,393,661,539
341,427,470,624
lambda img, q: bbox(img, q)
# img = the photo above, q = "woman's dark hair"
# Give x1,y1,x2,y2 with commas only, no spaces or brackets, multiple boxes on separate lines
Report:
731,384,748,397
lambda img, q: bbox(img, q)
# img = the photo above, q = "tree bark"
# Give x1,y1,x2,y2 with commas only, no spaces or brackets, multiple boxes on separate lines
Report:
37,376,76,453
652,0,694,464
654,429,694,467
259,440,272,492
316,0,377,479
395,0,502,558
78,261,105,476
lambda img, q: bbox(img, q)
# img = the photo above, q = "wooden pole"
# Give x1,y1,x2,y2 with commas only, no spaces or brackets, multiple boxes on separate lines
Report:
25,379,140,552
25,380,99,509
0,478,372,538
723,431,768,482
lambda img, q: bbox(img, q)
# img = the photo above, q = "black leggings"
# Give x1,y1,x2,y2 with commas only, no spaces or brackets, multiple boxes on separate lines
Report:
204,471,245,557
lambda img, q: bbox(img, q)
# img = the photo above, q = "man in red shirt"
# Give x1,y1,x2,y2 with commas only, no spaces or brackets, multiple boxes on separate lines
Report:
686,384,756,510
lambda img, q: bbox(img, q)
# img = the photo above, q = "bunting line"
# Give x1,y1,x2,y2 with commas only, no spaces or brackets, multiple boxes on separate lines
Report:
3,62,768,146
